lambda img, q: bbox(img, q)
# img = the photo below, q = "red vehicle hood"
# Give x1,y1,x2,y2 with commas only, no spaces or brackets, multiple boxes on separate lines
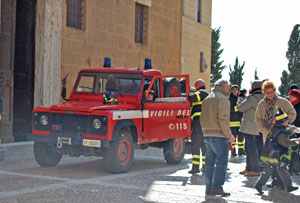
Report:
50,101,137,112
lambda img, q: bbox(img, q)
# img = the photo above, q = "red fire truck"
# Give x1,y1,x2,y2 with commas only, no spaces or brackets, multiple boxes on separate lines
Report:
31,58,191,173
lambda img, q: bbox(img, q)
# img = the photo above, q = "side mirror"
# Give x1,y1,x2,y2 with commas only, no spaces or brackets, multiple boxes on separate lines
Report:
61,87,68,101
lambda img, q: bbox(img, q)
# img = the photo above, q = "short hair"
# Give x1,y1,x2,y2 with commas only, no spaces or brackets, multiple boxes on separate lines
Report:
214,79,229,88
195,79,206,89
262,81,276,93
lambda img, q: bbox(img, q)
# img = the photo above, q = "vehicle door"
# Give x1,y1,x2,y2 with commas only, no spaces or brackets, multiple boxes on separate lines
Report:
142,75,191,143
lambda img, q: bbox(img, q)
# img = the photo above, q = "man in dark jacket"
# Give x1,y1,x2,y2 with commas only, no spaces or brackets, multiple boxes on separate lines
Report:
188,79,208,174
288,89,300,175
229,85,244,157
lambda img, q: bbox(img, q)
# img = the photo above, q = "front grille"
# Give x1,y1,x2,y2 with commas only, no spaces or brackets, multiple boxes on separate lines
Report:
51,113,89,134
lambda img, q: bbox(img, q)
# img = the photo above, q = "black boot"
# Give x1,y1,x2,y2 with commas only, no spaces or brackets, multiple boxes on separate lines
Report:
287,186,298,193
188,165,200,174
255,183,264,195
231,151,237,157
238,149,245,156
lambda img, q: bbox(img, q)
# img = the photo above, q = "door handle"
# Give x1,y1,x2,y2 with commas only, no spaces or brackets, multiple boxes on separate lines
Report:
176,115,187,119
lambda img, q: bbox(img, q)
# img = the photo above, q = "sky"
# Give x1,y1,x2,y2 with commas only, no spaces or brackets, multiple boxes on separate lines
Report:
211,0,300,91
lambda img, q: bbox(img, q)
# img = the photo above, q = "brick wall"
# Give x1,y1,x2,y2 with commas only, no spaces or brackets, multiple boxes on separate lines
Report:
61,0,182,96
181,0,212,89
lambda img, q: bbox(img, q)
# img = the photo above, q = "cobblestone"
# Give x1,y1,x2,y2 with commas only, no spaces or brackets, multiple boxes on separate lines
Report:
0,142,299,202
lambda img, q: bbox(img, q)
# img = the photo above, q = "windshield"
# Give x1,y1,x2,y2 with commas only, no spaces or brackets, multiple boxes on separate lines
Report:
74,72,143,95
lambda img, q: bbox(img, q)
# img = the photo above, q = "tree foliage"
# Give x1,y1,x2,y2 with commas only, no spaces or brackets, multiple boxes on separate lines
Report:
229,57,245,87
279,24,300,96
211,27,226,87
278,70,290,96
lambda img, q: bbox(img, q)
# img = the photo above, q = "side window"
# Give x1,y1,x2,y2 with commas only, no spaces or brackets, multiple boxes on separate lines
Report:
157,78,186,103
144,77,187,103
76,75,94,92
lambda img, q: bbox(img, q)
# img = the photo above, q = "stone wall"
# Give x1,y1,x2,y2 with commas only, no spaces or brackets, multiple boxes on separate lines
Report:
0,0,15,142
181,0,212,89
61,0,182,96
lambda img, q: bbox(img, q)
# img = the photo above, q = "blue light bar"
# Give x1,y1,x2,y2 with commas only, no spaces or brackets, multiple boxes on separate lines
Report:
144,58,152,69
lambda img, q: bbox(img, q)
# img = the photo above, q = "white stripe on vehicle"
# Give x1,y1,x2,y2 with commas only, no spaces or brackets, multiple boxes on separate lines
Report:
112,110,149,120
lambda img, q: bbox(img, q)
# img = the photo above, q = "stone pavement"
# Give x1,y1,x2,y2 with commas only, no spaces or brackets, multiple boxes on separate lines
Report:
0,141,299,203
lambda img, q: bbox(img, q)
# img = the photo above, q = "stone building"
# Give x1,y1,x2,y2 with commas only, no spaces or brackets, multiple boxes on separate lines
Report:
0,0,212,142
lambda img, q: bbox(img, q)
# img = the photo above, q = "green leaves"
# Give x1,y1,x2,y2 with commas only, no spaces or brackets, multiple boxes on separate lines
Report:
211,27,226,88
279,24,300,97
229,57,245,88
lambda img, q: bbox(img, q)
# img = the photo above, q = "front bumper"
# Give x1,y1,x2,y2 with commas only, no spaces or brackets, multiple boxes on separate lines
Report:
29,133,110,148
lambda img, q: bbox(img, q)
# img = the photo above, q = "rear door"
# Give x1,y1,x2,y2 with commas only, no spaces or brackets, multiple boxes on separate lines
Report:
142,75,190,143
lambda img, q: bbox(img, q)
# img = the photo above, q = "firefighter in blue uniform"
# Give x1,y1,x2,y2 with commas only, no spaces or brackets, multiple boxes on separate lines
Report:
229,85,244,157
188,79,208,174
255,109,300,194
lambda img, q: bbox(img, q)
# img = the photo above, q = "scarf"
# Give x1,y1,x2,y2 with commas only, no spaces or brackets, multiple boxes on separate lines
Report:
291,98,300,106
263,98,275,130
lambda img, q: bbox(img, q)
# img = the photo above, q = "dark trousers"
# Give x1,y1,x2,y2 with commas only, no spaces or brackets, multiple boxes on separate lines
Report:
256,133,264,159
191,117,206,167
244,133,260,172
256,164,292,188
230,127,244,155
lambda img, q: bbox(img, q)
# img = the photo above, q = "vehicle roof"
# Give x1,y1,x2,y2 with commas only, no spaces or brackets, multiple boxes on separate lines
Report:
80,67,162,76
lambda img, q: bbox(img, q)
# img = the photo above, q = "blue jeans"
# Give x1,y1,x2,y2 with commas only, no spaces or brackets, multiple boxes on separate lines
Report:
204,137,229,192
244,133,260,172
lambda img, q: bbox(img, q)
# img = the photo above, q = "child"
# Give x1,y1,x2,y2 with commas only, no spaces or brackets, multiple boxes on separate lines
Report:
255,109,300,194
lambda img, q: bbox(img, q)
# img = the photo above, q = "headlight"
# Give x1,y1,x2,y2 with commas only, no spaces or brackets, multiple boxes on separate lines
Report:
93,119,102,129
40,115,48,125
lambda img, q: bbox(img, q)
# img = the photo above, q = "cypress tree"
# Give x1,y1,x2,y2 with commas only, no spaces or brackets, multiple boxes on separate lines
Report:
211,27,226,87
229,57,245,87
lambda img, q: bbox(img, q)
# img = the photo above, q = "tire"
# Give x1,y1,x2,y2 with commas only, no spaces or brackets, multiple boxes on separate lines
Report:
163,79,181,97
104,127,134,173
34,141,62,167
163,138,185,164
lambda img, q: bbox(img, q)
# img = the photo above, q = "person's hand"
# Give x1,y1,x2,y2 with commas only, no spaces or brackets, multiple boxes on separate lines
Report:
297,138,300,144
190,87,196,92
229,135,235,143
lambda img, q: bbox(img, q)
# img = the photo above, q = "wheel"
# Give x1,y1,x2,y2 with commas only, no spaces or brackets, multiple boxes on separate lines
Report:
104,127,134,173
163,138,185,164
163,79,181,97
34,141,62,167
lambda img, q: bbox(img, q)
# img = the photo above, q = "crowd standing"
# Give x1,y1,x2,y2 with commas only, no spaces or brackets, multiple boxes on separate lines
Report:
187,78,300,197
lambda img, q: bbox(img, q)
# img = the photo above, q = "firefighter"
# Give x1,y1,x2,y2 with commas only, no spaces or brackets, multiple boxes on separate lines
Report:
255,109,300,194
229,85,244,157
146,90,155,101
188,79,208,174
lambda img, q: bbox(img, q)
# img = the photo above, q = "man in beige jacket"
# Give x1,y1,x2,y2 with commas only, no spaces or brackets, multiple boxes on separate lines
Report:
201,79,235,197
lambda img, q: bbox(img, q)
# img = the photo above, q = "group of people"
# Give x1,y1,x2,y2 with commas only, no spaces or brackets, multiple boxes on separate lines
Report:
188,78,300,197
